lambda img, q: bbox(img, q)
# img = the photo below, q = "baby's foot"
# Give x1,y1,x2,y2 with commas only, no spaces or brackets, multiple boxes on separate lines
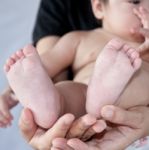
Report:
86,39,142,117
4,45,61,128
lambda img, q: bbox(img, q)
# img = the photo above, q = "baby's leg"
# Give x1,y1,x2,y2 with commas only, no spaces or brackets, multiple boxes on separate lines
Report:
4,45,89,128
86,39,142,117
4,45,62,128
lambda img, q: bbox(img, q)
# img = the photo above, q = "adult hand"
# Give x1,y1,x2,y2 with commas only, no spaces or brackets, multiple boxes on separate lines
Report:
19,108,104,150
19,108,74,150
52,105,149,150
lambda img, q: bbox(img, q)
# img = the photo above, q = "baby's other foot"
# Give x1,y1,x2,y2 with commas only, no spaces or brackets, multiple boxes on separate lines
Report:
87,39,142,117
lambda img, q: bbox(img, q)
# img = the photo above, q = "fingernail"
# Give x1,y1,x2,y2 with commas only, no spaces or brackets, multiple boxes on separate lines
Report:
93,121,106,133
64,114,75,125
83,114,96,126
105,109,113,118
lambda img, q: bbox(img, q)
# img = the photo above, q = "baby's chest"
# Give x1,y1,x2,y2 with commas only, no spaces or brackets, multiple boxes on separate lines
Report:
73,46,100,71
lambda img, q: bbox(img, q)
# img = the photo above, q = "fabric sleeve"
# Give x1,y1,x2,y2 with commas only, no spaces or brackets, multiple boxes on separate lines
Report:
32,0,70,45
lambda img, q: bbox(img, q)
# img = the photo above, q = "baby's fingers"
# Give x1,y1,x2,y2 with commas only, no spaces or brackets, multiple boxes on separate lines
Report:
0,121,11,128
0,102,13,120
137,28,149,53
0,122,7,128
139,7,149,28
3,108,13,121
133,7,149,28
133,8,142,19
0,111,12,127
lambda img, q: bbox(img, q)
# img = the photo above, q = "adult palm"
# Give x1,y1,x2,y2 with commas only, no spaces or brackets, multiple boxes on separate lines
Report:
52,106,149,150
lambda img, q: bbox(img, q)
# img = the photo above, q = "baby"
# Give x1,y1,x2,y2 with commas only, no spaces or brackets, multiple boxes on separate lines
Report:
2,0,149,129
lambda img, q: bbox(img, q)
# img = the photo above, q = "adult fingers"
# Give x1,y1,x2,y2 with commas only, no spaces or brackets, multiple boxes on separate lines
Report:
43,114,75,147
81,120,106,141
19,108,37,142
101,105,144,129
27,113,74,150
51,148,62,150
52,138,74,150
67,138,89,150
66,114,96,139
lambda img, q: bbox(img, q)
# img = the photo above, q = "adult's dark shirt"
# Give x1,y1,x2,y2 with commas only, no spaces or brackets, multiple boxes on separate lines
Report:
33,0,100,44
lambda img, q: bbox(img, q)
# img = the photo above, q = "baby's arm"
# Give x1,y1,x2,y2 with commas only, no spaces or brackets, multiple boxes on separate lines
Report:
0,87,18,127
38,31,84,78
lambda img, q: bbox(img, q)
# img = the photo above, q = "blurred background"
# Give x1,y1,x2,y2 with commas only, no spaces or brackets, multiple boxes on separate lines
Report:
0,0,40,149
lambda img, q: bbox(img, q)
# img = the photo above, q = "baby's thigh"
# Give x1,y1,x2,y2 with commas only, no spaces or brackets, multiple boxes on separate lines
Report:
55,81,87,117
116,78,149,109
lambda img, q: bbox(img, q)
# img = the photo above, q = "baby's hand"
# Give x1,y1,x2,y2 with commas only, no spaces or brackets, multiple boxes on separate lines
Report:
133,7,149,53
0,88,18,128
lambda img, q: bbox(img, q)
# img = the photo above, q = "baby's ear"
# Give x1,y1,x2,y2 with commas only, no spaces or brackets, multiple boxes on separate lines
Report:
91,0,104,19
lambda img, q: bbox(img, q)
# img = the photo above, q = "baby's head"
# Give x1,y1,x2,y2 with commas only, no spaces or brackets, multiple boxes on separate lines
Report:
91,0,149,42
